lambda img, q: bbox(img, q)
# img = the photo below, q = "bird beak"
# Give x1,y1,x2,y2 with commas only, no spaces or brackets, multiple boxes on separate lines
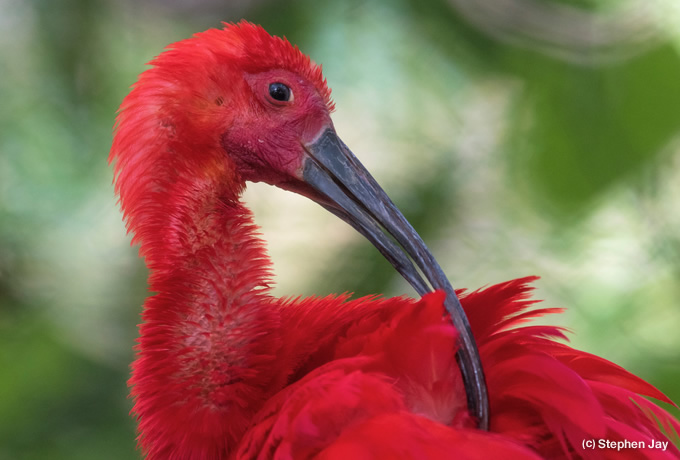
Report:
301,127,489,429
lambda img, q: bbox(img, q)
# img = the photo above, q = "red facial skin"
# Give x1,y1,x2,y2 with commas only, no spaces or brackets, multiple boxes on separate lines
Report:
110,22,679,460
224,69,332,184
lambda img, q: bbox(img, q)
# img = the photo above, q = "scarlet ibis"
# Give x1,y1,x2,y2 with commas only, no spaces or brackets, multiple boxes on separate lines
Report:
111,21,679,459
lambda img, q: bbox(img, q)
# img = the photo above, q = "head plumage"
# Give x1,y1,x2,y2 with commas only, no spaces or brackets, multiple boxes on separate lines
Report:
158,21,334,110
110,21,334,252
217,21,334,110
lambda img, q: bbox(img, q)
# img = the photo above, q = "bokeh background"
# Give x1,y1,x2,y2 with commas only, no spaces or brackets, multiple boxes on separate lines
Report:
1,0,679,458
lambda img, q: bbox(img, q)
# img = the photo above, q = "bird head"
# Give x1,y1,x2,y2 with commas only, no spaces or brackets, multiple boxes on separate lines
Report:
110,21,487,427
111,22,334,221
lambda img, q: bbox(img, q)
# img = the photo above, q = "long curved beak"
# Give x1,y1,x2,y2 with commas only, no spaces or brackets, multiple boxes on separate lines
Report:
301,128,489,429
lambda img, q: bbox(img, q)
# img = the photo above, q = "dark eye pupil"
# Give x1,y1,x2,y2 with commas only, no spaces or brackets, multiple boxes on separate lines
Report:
269,82,291,102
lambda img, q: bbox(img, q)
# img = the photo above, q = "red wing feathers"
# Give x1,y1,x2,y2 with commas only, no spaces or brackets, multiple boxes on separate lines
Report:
462,277,679,458
241,277,679,459
240,292,537,459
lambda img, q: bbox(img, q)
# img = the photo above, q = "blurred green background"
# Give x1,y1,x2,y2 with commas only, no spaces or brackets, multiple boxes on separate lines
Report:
1,0,679,458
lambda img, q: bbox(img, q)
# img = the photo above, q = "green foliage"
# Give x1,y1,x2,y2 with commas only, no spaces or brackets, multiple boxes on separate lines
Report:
510,44,680,215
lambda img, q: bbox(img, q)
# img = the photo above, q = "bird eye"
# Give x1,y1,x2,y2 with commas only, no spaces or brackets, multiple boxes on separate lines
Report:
268,82,293,103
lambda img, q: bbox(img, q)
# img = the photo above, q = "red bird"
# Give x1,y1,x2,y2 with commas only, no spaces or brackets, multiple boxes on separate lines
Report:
111,21,679,459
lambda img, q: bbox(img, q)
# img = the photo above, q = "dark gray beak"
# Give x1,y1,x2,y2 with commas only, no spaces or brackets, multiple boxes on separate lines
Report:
301,128,489,429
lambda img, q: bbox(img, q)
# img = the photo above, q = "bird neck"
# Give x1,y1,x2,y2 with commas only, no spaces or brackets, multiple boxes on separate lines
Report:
146,179,271,300
131,180,286,457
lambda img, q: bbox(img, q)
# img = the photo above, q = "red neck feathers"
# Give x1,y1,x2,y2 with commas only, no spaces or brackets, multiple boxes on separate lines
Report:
129,197,284,458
